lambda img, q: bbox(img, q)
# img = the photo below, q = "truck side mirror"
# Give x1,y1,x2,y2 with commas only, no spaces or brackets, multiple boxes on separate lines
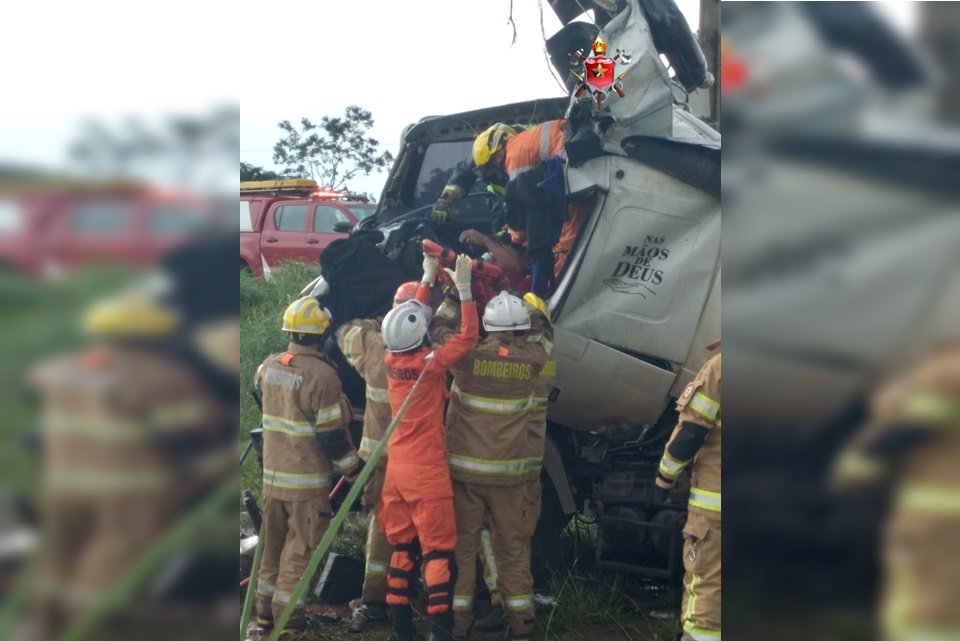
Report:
333,221,353,233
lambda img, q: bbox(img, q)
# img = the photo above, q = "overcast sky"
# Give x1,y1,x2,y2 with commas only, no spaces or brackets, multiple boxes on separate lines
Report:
0,0,916,196
240,0,703,197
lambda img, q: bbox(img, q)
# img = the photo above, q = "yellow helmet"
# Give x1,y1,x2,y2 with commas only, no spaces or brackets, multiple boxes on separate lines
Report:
523,293,551,322
472,123,516,168
84,294,179,339
282,297,332,335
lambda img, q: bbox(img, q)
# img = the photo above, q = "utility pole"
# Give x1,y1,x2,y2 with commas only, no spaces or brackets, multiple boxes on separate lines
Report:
699,0,720,128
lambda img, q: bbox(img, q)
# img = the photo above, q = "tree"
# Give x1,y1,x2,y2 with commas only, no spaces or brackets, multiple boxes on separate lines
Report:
241,162,282,181
68,107,240,190
271,106,394,190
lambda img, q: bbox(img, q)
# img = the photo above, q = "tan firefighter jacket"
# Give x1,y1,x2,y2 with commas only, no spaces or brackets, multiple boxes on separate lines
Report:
657,347,721,517
255,342,357,502
832,344,960,633
30,344,228,498
522,313,555,480
337,318,390,469
445,332,549,486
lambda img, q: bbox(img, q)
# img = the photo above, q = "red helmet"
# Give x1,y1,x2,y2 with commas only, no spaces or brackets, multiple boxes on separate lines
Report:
393,281,421,307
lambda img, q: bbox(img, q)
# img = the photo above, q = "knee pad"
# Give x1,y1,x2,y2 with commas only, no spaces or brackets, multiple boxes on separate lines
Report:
422,549,458,614
387,540,423,604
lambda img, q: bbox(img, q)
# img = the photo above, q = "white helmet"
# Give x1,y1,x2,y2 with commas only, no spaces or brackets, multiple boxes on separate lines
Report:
483,291,531,332
381,300,432,352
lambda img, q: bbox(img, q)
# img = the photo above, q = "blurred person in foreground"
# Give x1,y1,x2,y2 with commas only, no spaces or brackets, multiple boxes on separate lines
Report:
23,233,239,640
833,343,960,641
252,297,361,636
653,342,721,641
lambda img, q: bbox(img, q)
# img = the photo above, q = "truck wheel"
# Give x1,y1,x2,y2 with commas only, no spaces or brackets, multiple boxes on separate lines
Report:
240,259,250,274
531,471,573,589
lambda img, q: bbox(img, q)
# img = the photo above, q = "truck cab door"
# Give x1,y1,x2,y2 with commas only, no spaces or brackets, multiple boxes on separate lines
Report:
548,154,721,431
304,204,351,262
261,203,309,268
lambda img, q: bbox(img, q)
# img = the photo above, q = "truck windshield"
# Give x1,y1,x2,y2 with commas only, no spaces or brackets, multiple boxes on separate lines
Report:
414,141,474,208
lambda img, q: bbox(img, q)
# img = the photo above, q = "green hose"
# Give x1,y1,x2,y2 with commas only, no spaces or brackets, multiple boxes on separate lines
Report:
265,369,428,641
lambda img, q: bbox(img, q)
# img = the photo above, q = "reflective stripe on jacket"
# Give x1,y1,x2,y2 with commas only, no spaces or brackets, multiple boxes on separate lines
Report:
505,120,566,181
337,318,391,468
255,342,354,501
446,332,548,486
522,319,554,480
657,350,722,514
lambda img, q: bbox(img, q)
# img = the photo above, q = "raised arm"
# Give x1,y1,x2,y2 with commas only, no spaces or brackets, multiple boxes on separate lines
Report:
429,254,479,371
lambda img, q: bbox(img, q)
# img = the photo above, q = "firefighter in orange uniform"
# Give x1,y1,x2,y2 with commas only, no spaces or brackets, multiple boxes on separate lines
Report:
253,297,361,634
378,255,478,641
335,256,438,632
654,343,721,641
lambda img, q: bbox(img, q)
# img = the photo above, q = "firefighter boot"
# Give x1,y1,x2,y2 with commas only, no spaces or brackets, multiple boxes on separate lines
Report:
389,604,414,641
348,600,387,633
474,605,506,631
427,609,457,641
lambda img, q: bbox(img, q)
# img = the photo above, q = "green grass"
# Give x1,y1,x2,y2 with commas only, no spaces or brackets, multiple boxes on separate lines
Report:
539,562,680,641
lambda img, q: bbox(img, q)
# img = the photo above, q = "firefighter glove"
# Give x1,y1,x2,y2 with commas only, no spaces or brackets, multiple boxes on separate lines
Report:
432,200,451,224
344,459,365,484
422,254,439,287
444,254,473,301
652,484,671,504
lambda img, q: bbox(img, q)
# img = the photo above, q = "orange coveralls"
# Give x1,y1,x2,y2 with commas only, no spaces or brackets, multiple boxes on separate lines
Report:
377,299,479,615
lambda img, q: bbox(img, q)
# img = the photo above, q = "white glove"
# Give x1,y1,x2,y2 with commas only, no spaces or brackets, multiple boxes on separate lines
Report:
444,254,473,301
421,254,439,287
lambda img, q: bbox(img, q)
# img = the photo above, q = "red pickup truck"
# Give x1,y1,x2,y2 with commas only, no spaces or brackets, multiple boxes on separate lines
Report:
239,179,375,278
0,183,228,279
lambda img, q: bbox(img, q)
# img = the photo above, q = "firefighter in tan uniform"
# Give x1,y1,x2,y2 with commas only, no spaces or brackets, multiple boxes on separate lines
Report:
833,344,960,641
335,260,438,631
473,293,555,634
654,344,721,641
254,297,361,634
445,291,550,641
30,325,228,633
27,235,238,639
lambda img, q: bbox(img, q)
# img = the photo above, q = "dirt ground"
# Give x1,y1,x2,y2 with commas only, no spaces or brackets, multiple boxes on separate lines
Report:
246,598,680,641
